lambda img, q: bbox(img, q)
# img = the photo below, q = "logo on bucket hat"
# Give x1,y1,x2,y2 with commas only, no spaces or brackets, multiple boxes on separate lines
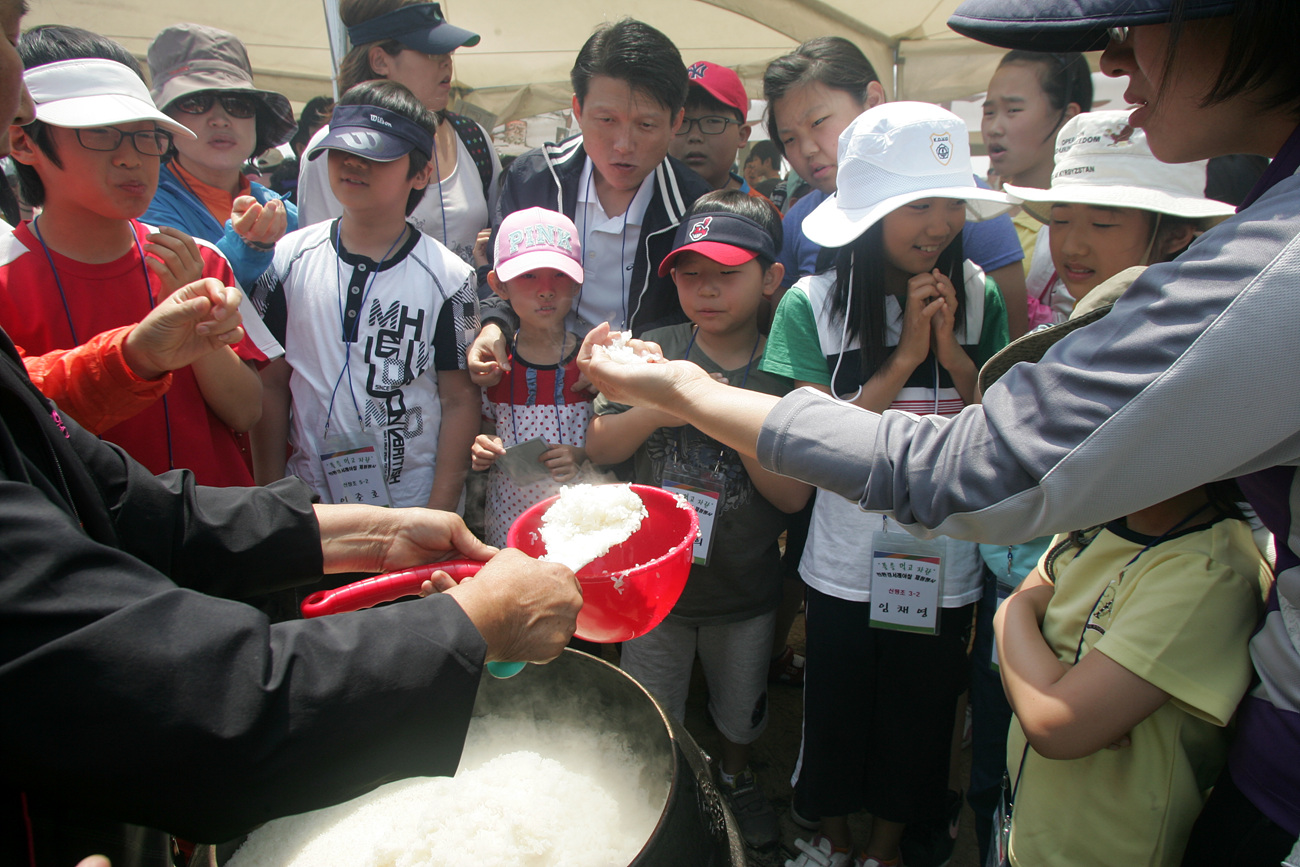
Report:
930,132,953,166
688,216,713,242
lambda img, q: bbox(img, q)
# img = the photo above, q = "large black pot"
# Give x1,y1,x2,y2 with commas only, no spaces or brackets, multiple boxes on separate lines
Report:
201,649,745,866
472,649,746,867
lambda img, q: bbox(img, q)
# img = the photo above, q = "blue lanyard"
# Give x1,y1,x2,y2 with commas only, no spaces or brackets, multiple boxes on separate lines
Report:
32,218,174,469
323,220,407,440
431,118,448,247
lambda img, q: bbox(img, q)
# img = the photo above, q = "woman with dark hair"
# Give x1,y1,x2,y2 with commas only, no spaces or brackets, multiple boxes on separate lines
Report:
580,2,1300,863
143,23,299,288
297,0,499,267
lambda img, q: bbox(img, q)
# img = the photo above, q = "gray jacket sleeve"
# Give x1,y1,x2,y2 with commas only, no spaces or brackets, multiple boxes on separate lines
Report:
757,178,1300,545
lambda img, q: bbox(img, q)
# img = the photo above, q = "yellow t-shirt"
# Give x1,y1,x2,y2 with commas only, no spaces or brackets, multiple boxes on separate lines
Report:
1011,207,1040,275
1007,517,1270,867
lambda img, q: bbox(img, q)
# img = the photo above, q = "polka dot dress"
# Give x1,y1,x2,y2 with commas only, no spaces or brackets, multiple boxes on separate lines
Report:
482,346,594,547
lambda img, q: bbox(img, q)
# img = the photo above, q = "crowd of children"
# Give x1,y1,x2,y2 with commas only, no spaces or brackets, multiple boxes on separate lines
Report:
1,3,1295,867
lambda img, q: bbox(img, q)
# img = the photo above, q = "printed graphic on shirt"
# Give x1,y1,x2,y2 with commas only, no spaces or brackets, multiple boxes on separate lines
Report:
363,297,432,484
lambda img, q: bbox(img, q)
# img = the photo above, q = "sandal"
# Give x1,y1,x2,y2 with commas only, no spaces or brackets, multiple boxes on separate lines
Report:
769,645,805,686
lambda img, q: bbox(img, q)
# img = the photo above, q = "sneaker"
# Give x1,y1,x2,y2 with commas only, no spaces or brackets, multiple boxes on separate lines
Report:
899,788,961,867
769,645,806,686
785,835,853,867
719,769,780,849
789,795,821,831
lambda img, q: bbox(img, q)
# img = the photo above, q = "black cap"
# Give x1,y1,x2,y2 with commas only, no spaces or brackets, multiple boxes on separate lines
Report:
948,0,1235,52
347,3,480,55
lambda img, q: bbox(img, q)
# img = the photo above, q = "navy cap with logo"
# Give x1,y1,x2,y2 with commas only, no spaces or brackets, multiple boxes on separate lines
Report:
347,2,480,55
949,0,1235,52
657,212,778,276
307,104,434,163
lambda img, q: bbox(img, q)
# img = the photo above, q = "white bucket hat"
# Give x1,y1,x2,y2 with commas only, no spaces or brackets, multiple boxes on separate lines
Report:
802,101,1011,249
1003,110,1234,221
24,59,195,138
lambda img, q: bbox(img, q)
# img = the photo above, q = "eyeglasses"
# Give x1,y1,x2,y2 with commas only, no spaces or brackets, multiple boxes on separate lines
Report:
1107,26,1130,44
74,127,174,156
676,116,741,136
171,92,258,120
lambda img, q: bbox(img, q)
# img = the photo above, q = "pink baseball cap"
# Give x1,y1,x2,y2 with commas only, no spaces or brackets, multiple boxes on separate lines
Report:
494,207,584,283
685,60,748,118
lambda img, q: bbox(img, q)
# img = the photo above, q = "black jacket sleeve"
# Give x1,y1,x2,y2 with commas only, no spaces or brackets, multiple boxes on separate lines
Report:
0,334,486,846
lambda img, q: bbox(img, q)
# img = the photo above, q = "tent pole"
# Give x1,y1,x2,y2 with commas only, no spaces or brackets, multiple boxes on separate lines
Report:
892,43,904,102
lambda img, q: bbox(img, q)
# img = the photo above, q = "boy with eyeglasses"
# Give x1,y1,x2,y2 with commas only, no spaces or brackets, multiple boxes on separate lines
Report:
669,60,773,205
0,33,268,487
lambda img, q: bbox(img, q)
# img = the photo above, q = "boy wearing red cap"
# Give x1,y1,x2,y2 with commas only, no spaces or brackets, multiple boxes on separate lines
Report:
586,190,810,851
670,60,770,202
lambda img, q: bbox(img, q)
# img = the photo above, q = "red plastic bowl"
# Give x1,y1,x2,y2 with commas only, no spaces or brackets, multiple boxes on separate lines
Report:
301,484,698,644
507,484,698,643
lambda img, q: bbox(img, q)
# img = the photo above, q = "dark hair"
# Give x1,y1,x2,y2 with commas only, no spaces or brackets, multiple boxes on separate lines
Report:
15,26,145,207
685,189,782,269
1169,0,1300,116
571,19,687,114
762,37,879,156
337,0,420,93
998,51,1093,116
746,139,781,171
291,95,336,152
1205,154,1270,207
828,221,965,388
1044,479,1247,584
335,80,437,215
685,86,744,124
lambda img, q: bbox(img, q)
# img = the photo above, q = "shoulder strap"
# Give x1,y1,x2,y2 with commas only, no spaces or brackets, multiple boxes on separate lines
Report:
445,112,493,201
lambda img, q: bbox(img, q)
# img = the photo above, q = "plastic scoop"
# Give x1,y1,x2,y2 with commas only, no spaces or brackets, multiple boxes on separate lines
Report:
300,485,699,677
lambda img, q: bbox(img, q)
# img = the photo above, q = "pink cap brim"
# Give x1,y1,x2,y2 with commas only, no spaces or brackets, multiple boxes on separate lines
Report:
657,241,758,276
495,250,584,284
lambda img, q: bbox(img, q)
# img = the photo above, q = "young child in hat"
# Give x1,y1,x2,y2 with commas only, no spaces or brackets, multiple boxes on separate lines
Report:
586,190,809,850
760,102,1010,867
1004,109,1236,325
144,23,300,289
470,206,592,547
252,80,480,511
0,28,267,487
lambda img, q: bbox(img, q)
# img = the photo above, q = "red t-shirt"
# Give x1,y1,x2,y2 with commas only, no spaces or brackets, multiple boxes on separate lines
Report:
0,219,264,486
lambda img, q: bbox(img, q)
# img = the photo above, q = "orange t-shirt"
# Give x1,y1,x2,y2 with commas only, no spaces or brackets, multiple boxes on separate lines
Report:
169,160,252,226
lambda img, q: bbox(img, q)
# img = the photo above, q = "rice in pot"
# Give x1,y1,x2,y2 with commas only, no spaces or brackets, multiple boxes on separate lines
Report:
226,715,667,867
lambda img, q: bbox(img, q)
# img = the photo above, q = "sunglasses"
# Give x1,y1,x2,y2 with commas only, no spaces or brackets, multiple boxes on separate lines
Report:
172,92,258,120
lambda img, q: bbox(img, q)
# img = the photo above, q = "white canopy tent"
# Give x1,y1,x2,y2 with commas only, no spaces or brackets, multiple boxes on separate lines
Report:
23,0,1010,129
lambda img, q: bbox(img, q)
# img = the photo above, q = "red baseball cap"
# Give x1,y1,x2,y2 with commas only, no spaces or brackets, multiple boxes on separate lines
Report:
685,60,748,118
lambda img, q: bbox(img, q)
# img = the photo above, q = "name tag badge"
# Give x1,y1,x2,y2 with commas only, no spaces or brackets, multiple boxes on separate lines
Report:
320,431,393,507
870,530,944,635
660,461,725,567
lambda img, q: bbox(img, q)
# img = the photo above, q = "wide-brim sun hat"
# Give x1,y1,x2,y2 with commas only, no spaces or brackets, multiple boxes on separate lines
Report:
25,58,195,139
148,23,297,151
1003,110,1236,222
949,0,1236,52
801,101,1011,250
